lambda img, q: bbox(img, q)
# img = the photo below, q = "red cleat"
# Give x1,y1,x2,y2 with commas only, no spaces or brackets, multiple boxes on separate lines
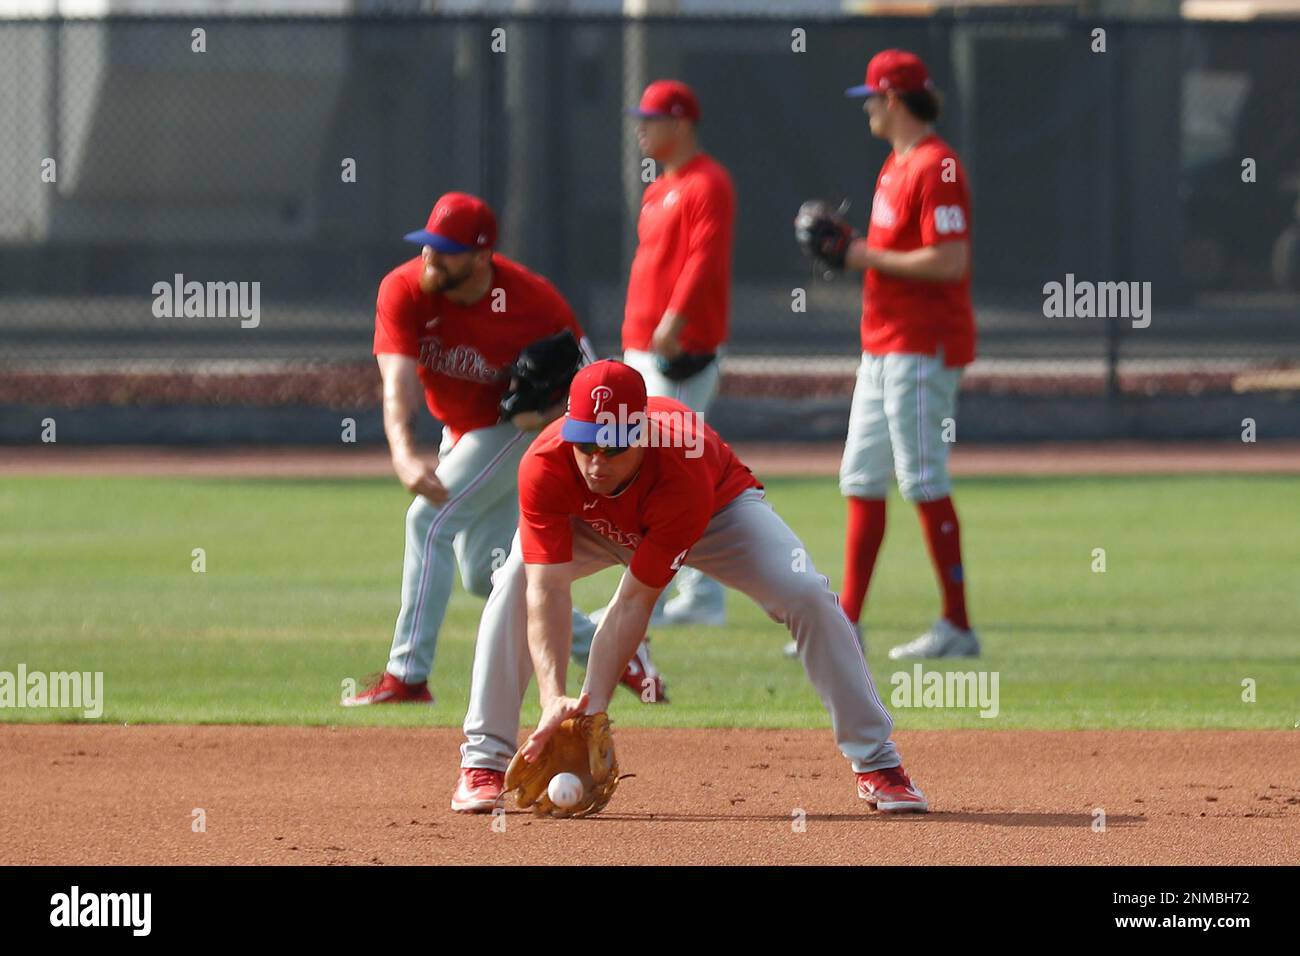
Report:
341,672,433,707
450,767,506,813
618,639,668,704
856,765,929,813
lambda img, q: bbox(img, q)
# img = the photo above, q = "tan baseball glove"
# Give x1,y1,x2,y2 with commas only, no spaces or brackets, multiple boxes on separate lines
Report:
505,712,620,818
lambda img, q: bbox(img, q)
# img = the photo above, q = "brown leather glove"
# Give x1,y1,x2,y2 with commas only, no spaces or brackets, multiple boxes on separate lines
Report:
505,712,620,818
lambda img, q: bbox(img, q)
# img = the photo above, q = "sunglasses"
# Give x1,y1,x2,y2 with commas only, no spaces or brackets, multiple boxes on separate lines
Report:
573,442,634,459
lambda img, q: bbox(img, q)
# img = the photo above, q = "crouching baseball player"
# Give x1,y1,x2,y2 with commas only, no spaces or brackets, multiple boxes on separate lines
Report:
344,192,664,708
449,359,926,815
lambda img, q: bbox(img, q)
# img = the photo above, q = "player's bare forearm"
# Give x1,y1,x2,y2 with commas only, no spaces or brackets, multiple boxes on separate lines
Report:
524,562,577,706
581,570,662,712
846,238,969,282
377,353,448,502
382,399,418,463
376,353,422,462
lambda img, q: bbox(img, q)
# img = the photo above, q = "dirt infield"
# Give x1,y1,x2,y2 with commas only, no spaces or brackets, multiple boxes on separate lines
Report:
3,725,1296,866
3,441,1299,478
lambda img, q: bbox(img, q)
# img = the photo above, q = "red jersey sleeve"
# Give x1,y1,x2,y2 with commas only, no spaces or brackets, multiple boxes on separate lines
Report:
373,269,421,357
517,453,574,565
916,153,971,248
628,479,712,588
665,173,735,322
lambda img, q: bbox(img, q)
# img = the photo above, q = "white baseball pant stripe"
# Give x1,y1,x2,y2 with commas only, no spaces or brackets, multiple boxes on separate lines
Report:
621,347,725,614
460,488,901,774
839,351,963,503
386,422,597,683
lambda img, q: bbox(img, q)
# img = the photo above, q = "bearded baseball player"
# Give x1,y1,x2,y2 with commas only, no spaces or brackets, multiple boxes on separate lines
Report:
449,359,926,815
344,192,665,707
795,49,980,661
592,79,735,630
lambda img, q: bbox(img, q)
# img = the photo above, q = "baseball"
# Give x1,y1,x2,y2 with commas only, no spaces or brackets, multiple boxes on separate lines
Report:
547,772,584,809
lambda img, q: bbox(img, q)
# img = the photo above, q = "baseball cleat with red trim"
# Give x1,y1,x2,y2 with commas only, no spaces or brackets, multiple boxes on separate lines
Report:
450,767,506,813
341,671,434,707
619,639,668,704
857,765,929,813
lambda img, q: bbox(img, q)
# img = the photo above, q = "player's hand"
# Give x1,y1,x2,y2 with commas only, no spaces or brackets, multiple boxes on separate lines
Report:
651,320,683,360
521,691,590,763
392,453,449,504
794,199,855,273
848,240,874,272
508,400,566,433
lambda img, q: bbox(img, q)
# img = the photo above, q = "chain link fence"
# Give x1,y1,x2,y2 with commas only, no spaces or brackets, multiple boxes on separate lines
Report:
1,11,1297,439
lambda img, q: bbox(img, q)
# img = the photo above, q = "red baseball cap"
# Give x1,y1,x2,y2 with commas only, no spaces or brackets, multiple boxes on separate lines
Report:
562,360,648,446
626,80,701,123
404,191,497,252
845,49,932,98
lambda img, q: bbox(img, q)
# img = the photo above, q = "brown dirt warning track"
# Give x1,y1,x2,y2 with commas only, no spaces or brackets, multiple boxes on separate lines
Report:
3,725,1296,866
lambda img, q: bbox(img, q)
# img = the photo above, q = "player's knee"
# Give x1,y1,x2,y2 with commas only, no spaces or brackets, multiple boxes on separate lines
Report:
482,547,527,595
897,473,952,504
841,477,891,499
464,542,518,596
770,571,831,623
462,560,495,598
405,494,442,530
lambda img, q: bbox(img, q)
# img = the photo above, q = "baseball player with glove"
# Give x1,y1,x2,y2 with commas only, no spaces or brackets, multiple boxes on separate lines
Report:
590,80,735,629
344,192,665,708
450,359,927,816
795,50,980,661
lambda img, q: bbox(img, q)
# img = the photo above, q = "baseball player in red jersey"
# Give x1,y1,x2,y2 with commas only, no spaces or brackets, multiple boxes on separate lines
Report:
798,50,980,660
344,192,665,707
593,79,736,630
449,360,926,814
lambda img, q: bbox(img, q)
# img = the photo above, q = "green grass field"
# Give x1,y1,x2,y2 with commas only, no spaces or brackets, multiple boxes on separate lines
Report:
1,474,1296,730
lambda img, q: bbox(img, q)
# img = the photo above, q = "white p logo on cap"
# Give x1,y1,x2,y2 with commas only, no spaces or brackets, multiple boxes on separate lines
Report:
590,385,614,415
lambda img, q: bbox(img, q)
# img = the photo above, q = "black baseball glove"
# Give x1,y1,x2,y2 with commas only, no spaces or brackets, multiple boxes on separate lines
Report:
794,199,856,272
498,329,583,426
655,352,716,383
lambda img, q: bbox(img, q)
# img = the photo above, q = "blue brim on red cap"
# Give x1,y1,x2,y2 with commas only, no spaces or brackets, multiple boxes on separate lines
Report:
845,84,877,98
625,106,670,118
403,229,471,252
561,417,642,447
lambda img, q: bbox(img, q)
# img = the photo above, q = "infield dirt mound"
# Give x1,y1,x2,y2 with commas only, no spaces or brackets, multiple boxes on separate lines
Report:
3,726,1296,866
